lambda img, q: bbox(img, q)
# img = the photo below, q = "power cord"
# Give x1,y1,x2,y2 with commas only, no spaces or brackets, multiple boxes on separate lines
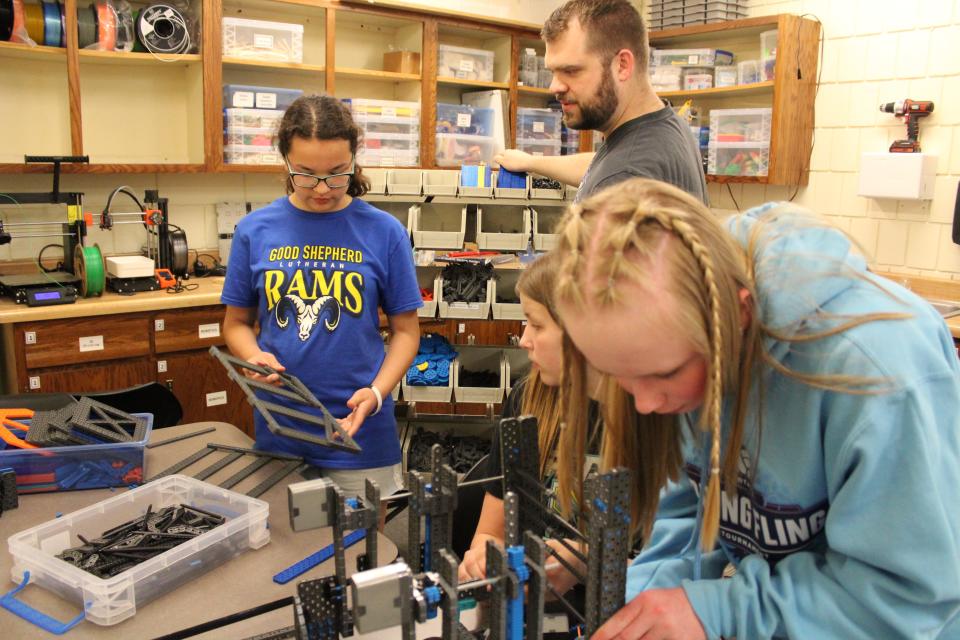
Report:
190,249,226,277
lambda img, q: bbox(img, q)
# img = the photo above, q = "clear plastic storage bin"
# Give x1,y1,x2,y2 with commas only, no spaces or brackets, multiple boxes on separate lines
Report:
6,475,269,626
651,48,733,67
344,99,421,167
517,139,562,157
707,144,769,177
224,144,281,165
761,29,778,81
222,17,304,63
436,103,497,166
223,84,302,110
0,414,152,493
517,108,562,142
709,108,772,144
437,44,495,82
223,108,284,131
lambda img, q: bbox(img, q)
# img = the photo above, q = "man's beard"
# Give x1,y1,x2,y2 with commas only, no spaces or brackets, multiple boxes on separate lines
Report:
561,65,618,131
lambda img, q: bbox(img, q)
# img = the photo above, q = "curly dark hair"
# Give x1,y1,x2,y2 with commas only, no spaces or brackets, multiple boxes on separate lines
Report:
275,94,370,197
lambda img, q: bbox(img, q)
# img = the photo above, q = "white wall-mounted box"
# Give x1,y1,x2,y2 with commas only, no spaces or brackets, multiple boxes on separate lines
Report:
858,153,937,200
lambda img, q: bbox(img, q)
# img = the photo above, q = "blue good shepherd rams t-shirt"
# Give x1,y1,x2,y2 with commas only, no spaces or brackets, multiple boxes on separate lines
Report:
221,196,422,469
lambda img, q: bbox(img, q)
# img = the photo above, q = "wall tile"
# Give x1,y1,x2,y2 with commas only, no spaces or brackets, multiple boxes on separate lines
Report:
825,214,852,232
830,128,861,172
936,229,960,271
928,26,960,77
949,126,960,174
895,31,930,78
876,219,909,264
930,175,959,223
809,127,832,171
60,175,159,211
818,38,840,84
854,0,888,35
242,174,286,203
869,196,900,219
829,2,861,38
905,220,941,269
168,204,213,253
156,174,246,206
836,38,868,83
915,1,956,29
896,199,931,221
740,184,769,210
939,78,960,125
849,217,880,259
863,34,899,83
847,82,881,127
816,84,852,127
840,172,869,216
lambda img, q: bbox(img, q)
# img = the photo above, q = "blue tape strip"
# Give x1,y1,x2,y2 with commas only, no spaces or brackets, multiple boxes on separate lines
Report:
272,529,367,584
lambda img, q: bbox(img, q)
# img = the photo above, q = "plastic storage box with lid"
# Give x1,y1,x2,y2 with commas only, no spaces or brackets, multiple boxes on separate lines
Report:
436,103,497,167
222,17,303,63
708,108,772,176
561,127,580,156
760,29,778,81
476,204,530,251
438,276,493,319
0,413,153,493
683,67,713,90
437,44,494,82
491,270,525,320
533,205,564,250
517,139,562,157
411,203,466,250
344,99,421,167
6,474,269,627
651,48,733,67
453,348,505,404
517,108,562,143
224,144,281,165
223,85,302,110
650,65,683,91
224,108,284,131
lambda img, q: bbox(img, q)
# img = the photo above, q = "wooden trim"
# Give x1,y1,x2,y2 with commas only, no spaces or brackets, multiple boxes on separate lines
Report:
335,67,420,82
219,164,285,173
63,0,82,156
658,81,774,100
77,51,201,65
766,14,819,186
222,57,326,73
649,14,781,43
421,18,438,169
437,77,510,90
0,41,66,58
0,163,207,174
508,35,519,148
326,8,336,94
518,86,553,96
705,175,769,184
336,0,542,32
204,0,224,171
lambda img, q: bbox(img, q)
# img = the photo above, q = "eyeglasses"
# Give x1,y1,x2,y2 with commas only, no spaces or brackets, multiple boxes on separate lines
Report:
284,158,355,190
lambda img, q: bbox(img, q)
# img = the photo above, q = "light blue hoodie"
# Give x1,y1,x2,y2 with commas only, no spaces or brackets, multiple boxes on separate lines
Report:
625,203,960,638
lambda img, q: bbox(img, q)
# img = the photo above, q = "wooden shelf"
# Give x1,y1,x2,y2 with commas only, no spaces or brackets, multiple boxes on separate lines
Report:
650,15,781,44
658,80,774,100
0,163,205,174
78,50,201,67
0,41,65,60
518,86,553,95
438,76,510,90
223,57,326,74
705,174,769,184
335,67,421,82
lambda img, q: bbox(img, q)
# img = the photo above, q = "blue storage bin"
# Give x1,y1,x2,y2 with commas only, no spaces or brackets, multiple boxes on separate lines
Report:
223,84,303,110
0,413,153,493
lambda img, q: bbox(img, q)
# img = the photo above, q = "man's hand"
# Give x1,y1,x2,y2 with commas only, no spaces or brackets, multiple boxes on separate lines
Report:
337,387,378,438
242,351,285,385
494,149,535,173
592,587,707,640
544,539,586,596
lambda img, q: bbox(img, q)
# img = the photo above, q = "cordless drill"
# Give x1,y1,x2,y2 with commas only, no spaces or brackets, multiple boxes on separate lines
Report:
879,99,934,153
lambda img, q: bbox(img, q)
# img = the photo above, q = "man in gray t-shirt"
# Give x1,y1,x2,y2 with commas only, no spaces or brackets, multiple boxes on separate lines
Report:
495,0,708,205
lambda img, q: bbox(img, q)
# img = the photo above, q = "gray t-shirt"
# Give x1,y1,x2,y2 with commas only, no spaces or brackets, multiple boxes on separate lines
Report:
575,104,709,205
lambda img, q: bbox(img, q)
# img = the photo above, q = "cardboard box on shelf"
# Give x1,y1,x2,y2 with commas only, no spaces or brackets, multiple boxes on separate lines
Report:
383,50,421,74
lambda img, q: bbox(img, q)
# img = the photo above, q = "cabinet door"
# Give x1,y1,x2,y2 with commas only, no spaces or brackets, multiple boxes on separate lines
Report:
158,351,254,437
19,315,150,369
24,360,155,394
450,319,523,346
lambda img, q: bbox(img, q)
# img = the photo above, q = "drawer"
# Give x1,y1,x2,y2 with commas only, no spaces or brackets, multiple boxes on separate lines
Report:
154,307,227,354
21,315,150,369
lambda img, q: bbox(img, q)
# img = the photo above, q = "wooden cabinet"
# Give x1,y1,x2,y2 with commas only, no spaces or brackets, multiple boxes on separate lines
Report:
650,14,821,186
0,5,818,184
3,305,254,436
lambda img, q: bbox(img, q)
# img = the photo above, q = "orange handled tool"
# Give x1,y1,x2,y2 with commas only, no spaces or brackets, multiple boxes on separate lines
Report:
0,408,38,449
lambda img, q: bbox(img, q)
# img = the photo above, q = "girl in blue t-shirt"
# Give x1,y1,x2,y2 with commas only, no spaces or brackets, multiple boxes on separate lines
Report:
221,95,422,498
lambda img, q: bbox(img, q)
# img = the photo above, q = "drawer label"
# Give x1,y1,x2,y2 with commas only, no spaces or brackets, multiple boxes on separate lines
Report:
79,335,104,352
456,113,472,128
533,121,545,133
233,91,255,108
199,323,221,339
459,58,475,73
206,391,227,407
381,106,397,118
253,33,274,49
255,92,277,109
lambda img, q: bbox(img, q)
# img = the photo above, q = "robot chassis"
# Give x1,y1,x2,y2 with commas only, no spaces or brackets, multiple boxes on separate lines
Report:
284,415,633,640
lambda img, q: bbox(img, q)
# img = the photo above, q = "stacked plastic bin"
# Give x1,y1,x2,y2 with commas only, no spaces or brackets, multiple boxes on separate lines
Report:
435,103,496,167
516,107,562,157
707,107,772,177
437,44,495,82
648,1,747,31
222,17,304,62
342,98,420,167
223,85,302,165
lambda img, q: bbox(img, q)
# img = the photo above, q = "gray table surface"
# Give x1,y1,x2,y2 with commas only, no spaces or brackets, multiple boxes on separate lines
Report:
0,422,399,639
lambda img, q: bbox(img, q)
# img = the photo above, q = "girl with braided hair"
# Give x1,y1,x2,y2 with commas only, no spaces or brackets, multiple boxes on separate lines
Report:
552,177,960,639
